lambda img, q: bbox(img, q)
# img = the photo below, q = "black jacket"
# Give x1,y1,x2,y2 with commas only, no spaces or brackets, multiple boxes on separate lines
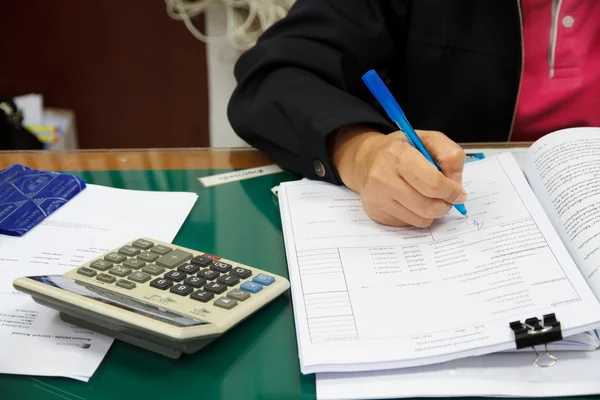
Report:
227,0,522,184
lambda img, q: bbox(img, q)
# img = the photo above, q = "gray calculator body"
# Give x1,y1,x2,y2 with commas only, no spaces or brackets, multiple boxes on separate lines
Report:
13,238,290,358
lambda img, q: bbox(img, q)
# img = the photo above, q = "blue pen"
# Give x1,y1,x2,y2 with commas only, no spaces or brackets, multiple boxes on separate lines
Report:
362,70,467,216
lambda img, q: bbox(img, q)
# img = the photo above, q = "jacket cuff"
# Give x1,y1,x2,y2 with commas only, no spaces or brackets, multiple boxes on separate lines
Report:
302,108,396,185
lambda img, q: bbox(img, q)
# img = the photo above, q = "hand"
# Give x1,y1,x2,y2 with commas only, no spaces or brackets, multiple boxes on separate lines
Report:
329,125,467,227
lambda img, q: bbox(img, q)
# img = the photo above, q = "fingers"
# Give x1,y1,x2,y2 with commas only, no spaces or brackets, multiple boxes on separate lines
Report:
354,129,466,229
397,144,467,204
362,198,434,228
362,166,449,225
417,130,467,185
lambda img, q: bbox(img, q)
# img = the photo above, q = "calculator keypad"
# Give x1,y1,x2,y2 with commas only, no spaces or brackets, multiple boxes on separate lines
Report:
109,265,132,277
128,271,151,283
198,269,219,280
211,261,232,273
178,264,199,275
191,290,214,303
105,252,127,264
82,239,279,314
90,259,112,271
204,282,227,294
164,270,186,282
116,279,136,290
227,289,250,301
138,251,159,263
132,239,154,250
97,273,117,284
77,267,97,277
142,264,164,276
190,255,212,267
230,267,252,279
119,246,140,257
217,274,239,286
170,284,194,296
184,276,206,288
151,245,172,255
156,249,193,269
150,278,173,290
123,258,145,270
214,297,237,310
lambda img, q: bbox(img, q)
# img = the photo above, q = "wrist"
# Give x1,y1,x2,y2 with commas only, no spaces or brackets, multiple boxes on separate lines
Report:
328,125,384,192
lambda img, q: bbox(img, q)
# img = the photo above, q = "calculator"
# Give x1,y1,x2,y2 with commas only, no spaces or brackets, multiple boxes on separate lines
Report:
13,238,290,358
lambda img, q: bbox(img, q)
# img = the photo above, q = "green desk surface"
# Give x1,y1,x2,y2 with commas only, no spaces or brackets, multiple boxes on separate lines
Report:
0,167,317,400
1,167,592,400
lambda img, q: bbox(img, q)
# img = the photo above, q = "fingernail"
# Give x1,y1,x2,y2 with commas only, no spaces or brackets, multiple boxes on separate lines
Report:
455,188,467,204
451,172,463,185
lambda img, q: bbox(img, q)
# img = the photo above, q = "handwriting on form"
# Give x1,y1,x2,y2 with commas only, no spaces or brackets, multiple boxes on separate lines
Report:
472,219,484,230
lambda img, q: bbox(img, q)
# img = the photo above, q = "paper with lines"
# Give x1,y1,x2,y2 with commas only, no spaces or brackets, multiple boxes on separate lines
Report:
278,152,600,374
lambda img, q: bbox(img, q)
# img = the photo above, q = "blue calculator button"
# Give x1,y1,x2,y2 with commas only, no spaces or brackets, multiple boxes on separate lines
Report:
253,274,275,286
240,281,263,294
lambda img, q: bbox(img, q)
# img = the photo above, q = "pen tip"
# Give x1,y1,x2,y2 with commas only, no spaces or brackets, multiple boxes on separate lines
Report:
455,204,468,216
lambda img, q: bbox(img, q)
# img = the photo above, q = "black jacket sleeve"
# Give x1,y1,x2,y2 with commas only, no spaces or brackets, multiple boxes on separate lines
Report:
227,0,402,184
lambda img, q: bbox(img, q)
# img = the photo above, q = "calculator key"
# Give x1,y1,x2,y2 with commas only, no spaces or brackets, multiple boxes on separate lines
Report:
253,273,276,286
190,290,214,303
170,284,194,296
77,267,97,277
97,273,117,284
217,274,239,286
204,282,227,294
132,239,154,250
214,297,237,310
190,255,212,267
198,269,220,280
142,264,165,276
105,252,127,264
123,258,145,270
156,249,193,269
211,261,232,273
150,278,173,290
164,270,186,282
109,265,132,277
138,251,160,263
227,289,250,301
128,271,151,283
178,263,199,275
90,259,113,271
118,246,140,256
230,267,252,279
151,245,172,255
184,276,206,288
240,281,263,294
116,279,136,290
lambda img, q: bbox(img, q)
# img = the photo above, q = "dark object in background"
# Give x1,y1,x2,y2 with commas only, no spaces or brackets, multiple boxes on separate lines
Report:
0,96,43,150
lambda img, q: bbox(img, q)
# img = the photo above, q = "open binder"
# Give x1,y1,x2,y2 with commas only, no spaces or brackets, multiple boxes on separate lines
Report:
278,127,600,374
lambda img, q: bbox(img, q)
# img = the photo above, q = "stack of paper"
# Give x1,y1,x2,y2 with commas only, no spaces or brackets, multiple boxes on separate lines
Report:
278,153,600,374
278,129,600,398
0,184,198,381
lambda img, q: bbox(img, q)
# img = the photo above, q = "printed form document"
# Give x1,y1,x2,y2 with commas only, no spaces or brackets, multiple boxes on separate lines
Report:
316,129,600,399
0,184,198,381
278,152,600,374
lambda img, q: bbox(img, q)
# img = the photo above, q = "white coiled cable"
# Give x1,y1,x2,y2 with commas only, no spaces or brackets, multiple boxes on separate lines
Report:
165,0,295,51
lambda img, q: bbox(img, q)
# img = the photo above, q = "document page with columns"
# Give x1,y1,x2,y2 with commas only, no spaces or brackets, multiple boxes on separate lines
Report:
279,152,600,374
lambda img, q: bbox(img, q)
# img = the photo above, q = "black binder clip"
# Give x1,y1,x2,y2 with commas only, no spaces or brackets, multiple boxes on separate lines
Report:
510,313,562,368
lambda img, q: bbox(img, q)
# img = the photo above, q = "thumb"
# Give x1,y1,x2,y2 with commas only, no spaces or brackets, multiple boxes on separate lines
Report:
417,130,466,186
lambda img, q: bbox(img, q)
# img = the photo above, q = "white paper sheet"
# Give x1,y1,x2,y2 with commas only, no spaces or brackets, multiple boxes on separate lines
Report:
468,147,529,170
316,349,600,399
279,153,600,373
0,184,198,380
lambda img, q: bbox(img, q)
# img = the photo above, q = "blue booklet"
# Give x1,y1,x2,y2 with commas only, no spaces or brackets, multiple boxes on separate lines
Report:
0,164,86,236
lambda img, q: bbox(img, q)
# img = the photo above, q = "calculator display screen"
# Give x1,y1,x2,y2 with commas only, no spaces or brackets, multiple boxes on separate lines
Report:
29,275,209,327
